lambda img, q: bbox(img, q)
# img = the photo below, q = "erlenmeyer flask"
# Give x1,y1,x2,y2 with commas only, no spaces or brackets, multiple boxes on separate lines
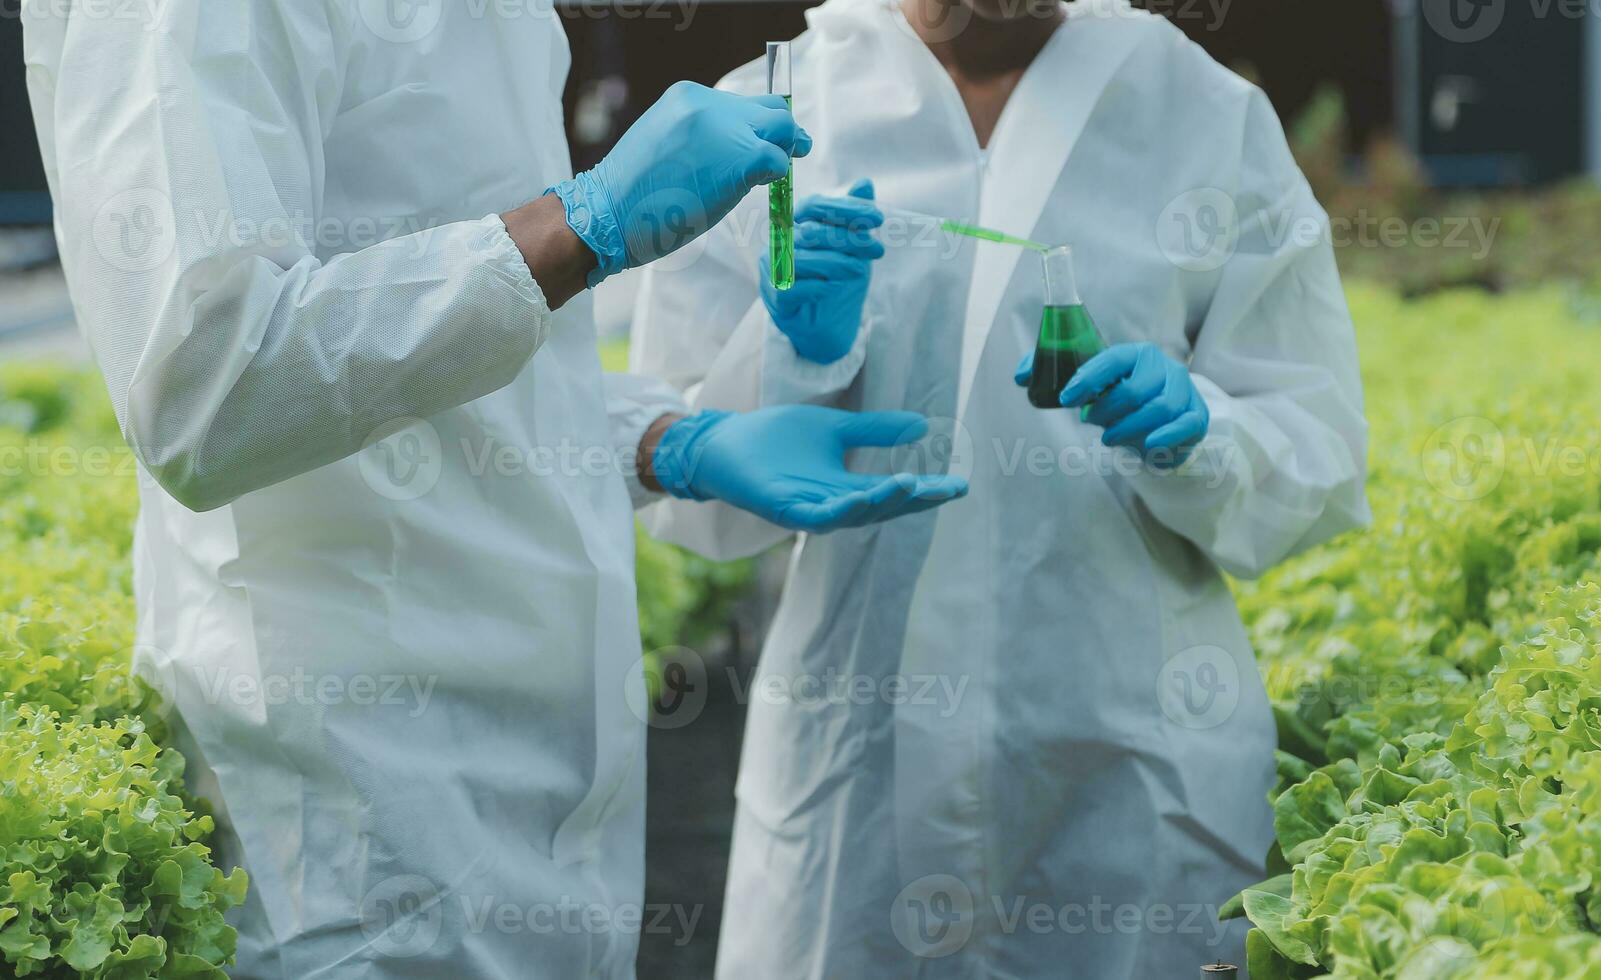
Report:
1027,245,1107,410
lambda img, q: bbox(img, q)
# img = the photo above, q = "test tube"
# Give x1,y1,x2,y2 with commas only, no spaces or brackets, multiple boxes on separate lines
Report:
767,41,795,291
1027,245,1107,410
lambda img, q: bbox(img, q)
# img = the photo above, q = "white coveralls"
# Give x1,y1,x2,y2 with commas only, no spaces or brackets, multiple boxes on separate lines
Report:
633,0,1370,976
26,2,683,976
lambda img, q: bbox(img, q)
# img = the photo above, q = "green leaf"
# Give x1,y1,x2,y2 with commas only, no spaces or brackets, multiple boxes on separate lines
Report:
1223,872,1292,921
1245,927,1314,980
59,889,125,970
1242,888,1318,965
1274,769,1350,863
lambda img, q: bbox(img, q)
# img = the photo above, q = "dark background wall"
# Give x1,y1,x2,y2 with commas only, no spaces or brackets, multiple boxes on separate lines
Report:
7,0,1596,220
0,0,52,221
1149,0,1393,150
0,0,1408,198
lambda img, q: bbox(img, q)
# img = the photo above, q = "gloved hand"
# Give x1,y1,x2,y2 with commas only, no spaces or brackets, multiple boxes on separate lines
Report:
760,179,884,364
650,406,968,532
1014,343,1209,466
550,81,813,287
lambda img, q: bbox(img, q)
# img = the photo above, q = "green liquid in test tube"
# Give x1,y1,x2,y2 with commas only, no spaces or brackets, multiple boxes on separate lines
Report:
767,41,794,291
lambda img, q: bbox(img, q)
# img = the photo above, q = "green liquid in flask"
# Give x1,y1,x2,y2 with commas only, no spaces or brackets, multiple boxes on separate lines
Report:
1028,304,1106,410
769,97,795,291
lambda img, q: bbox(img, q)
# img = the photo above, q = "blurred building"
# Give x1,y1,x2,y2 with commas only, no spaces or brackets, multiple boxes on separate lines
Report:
1,0,52,226
1392,0,1601,186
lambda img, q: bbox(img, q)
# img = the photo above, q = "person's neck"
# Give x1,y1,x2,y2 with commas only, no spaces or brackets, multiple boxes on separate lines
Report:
901,0,1064,80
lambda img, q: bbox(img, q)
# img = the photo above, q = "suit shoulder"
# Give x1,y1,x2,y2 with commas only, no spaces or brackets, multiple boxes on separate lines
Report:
1138,15,1263,113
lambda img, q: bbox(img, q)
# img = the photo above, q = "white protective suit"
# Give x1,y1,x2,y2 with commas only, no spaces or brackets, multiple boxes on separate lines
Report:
26,3,684,977
633,0,1370,976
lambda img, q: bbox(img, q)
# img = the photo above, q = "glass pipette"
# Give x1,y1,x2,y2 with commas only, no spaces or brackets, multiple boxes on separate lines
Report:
882,206,1050,252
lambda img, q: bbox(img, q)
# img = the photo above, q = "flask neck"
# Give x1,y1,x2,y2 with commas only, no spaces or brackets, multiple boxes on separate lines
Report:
1041,246,1080,307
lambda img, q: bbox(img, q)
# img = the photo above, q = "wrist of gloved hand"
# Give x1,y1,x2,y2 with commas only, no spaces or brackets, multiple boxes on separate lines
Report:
764,300,862,365
547,171,627,289
648,410,731,501
759,180,882,365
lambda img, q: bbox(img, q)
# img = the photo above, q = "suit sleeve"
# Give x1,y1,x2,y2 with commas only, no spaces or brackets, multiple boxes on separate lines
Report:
1126,90,1371,579
25,1,554,512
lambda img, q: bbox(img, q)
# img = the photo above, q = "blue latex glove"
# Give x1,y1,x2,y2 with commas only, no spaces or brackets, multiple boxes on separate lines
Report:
1014,343,1209,466
760,179,885,364
651,406,968,532
550,82,813,287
